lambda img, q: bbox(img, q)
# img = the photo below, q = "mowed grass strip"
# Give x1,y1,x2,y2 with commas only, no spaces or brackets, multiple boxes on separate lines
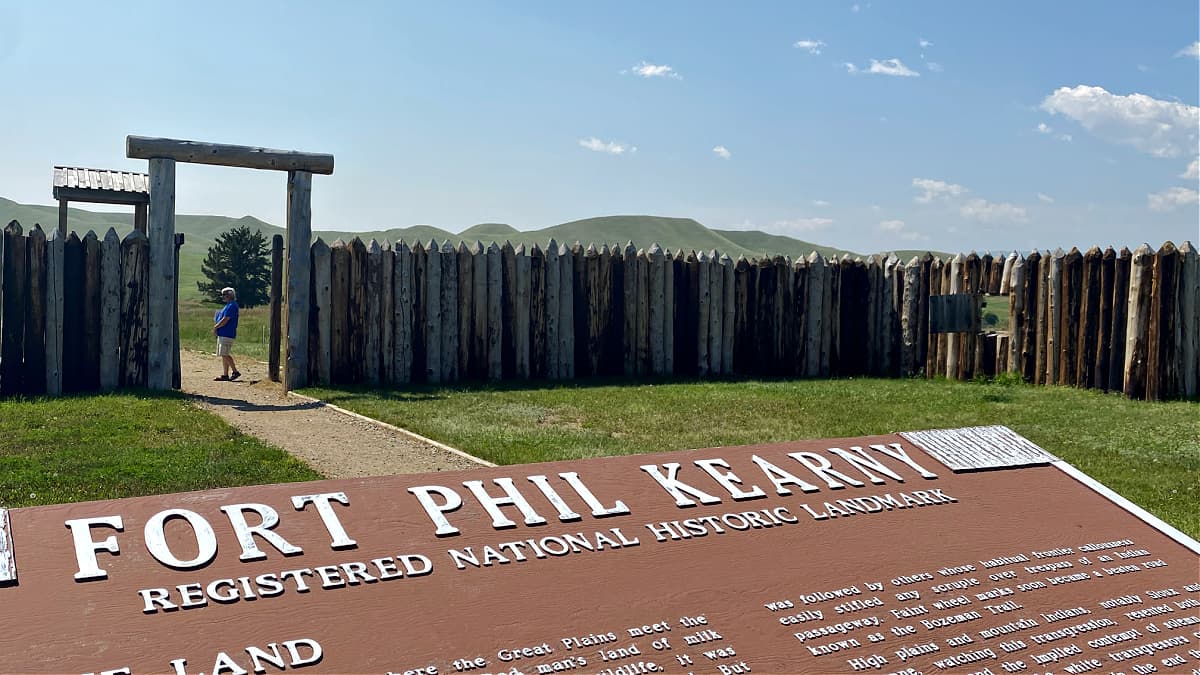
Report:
0,392,322,508
304,378,1200,538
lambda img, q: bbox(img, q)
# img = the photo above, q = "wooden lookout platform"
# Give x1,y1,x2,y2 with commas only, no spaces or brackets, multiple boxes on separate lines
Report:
52,166,150,236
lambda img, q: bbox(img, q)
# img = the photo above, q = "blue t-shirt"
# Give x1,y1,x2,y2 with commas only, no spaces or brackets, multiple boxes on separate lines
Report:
215,302,239,338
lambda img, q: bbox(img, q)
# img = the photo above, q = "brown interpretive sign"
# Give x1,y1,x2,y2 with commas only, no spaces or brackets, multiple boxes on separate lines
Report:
1,425,1198,675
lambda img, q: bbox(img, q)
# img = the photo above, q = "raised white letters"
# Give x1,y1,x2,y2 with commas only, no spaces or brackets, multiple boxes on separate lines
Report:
65,515,124,581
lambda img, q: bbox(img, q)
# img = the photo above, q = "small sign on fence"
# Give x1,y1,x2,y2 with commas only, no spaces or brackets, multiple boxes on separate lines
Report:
1,426,1197,674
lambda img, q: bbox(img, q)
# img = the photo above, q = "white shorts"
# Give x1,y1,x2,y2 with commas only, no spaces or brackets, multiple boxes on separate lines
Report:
216,336,235,356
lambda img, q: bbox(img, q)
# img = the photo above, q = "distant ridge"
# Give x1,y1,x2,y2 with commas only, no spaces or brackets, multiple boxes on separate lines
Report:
0,198,951,292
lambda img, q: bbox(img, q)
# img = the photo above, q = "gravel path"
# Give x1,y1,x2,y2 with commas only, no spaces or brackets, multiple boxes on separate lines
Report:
179,349,485,479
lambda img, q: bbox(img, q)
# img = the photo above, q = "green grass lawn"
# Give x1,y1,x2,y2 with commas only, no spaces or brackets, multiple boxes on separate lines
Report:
303,377,1200,538
0,392,321,508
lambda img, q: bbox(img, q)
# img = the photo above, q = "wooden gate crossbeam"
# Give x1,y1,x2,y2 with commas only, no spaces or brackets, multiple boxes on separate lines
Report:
126,135,334,392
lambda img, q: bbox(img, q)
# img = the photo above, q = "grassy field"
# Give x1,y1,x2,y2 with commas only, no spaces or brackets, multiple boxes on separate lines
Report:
303,377,1200,538
179,298,277,363
0,392,322,508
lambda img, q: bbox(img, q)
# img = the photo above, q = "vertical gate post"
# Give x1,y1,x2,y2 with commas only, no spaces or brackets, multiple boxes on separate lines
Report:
284,171,313,392
147,157,176,390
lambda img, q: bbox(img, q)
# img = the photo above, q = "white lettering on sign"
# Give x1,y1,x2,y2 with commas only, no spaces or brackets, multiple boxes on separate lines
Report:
64,515,124,580
291,492,356,548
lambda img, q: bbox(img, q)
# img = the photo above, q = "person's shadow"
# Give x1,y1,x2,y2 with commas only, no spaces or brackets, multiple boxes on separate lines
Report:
194,394,324,413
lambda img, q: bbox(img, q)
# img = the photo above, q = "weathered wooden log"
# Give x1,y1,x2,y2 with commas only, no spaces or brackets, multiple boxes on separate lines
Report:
422,239,442,383
706,252,723,375
81,229,100,389
348,238,368,383
1058,247,1082,386
1046,249,1064,384
545,240,560,379
1123,244,1154,398
310,239,332,385
1033,251,1049,384
1179,241,1199,399
679,250,698,376
381,243,395,384
1094,247,1115,391
629,246,646,376
98,228,121,391
835,256,862,377
621,242,636,376
917,253,932,373
945,254,963,379
791,258,808,375
454,241,472,379
469,241,487,379
804,252,825,377
603,245,622,375
696,251,711,376
126,136,335,174
1007,254,1026,373
487,242,503,380
411,241,427,381
1076,246,1102,388
529,244,546,379
559,243,574,379
1146,242,1180,400
119,229,149,388
732,256,750,374
501,241,517,379
571,243,587,377
863,255,879,376
1018,250,1040,381
364,240,383,385
329,240,350,383
44,228,65,396
884,255,901,376
1107,247,1132,392
662,248,675,376
720,254,735,375
999,251,1016,296
924,257,941,378
648,244,666,375
774,255,791,373
394,241,413,384
515,244,531,379
996,333,1010,372
62,232,86,393
441,240,459,383
901,257,921,375
146,158,176,391
269,234,283,382
24,227,47,396
1,223,26,395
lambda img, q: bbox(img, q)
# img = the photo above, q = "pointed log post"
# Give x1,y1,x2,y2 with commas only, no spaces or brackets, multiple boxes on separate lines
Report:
44,228,65,396
348,238,368,383
440,240,458,383
502,241,518,379
944,253,963,379
1179,241,1199,399
457,241,473,379
364,240,383,385
119,229,149,387
98,228,121,391
732,256,750,374
410,241,427,381
515,244,531,379
1018,250,1040,381
545,240,560,379
81,231,102,392
664,248,677,375
381,243,395,384
329,240,350,383
558,242,574,379
1046,248,1064,384
1077,246,1102,388
624,240,643,374
1094,247,1116,391
487,242,503,380
917,253,932,372
24,226,47,396
901,257,921,376
279,170,312,391
804,252,825,377
310,239,332,385
721,253,735,375
145,158,176,390
268,234,283,381
696,250,710,376
1108,247,1132,392
1059,247,1083,386
1123,244,1154,398
394,241,413,384
647,244,666,375
584,244,603,376
470,241,487,378
924,257,941,378
1008,253,1026,373
710,251,726,375
1000,251,1016,295
1146,242,1180,400
529,243,546,379
423,239,442,384
0,223,20,396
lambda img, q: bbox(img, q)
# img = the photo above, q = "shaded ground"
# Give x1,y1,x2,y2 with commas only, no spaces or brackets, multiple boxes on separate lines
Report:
179,349,482,478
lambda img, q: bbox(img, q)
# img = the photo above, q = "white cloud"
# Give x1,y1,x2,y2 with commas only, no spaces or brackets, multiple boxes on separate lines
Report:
776,217,834,233
845,58,919,77
794,39,825,55
1040,85,1200,158
1148,186,1199,211
630,61,681,80
712,145,731,160
811,199,831,207
851,3,860,12
1183,158,1199,180
1037,193,1055,204
1036,123,1053,134
578,137,634,155
919,38,933,49
912,177,967,203
1176,42,1200,59
960,198,1028,223
878,219,906,232
926,62,943,73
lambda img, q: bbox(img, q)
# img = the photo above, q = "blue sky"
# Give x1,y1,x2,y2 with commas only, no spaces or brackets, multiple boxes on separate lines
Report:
1,1,1196,254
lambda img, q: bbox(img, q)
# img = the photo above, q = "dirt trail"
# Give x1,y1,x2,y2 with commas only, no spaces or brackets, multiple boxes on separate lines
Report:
179,349,483,479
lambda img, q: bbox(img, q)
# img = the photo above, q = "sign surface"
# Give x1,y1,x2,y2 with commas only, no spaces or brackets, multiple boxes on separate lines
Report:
1,426,1197,675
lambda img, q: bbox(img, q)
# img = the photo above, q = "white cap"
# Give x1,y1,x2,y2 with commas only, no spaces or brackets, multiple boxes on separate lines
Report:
220,287,236,298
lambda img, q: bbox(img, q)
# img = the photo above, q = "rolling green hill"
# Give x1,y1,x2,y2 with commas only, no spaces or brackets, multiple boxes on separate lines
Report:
2,198,950,303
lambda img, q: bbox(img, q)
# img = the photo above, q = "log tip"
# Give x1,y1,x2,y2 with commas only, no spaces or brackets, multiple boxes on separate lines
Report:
104,227,120,242
368,239,382,253
471,240,484,254
442,240,456,253
1178,240,1195,255
1157,240,1177,254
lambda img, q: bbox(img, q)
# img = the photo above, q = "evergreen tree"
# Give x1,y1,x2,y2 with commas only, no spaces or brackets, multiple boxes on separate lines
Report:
198,226,271,307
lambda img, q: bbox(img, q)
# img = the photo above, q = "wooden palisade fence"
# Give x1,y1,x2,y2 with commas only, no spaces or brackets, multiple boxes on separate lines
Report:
0,220,181,396
304,237,1198,401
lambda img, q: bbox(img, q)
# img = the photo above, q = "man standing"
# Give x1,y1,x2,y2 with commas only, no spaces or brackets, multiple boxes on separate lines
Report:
212,287,242,381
